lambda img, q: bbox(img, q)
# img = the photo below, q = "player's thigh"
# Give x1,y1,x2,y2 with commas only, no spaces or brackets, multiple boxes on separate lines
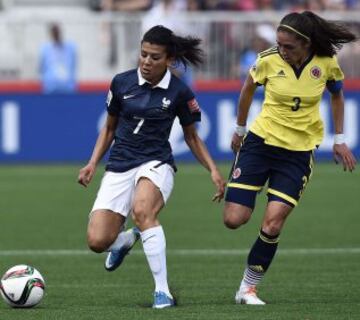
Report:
132,161,175,225
267,149,314,207
87,209,126,243
91,170,137,218
225,132,270,210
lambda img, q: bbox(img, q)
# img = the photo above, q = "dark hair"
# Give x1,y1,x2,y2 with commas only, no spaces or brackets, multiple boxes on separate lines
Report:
142,25,204,68
278,11,357,57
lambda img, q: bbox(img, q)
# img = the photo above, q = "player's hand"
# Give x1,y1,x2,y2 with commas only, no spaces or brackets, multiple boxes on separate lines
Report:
333,143,356,172
78,163,96,187
211,168,226,203
231,132,244,153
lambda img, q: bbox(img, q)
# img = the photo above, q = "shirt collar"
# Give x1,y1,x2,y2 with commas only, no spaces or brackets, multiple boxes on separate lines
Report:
137,68,171,89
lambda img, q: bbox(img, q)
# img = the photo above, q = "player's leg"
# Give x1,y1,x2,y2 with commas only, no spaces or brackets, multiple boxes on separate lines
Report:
87,209,126,253
236,201,293,305
87,170,140,269
131,161,175,309
223,132,269,229
236,148,314,305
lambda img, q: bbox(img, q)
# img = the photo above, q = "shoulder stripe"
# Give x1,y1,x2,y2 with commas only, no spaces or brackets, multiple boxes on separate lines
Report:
259,49,279,58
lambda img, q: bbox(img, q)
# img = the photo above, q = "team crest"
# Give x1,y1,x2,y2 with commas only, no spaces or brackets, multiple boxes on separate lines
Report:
310,66,322,79
106,90,113,106
162,97,171,110
232,168,241,179
187,98,200,113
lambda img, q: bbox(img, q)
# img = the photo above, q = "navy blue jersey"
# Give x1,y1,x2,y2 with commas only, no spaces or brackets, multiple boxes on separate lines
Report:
105,68,201,172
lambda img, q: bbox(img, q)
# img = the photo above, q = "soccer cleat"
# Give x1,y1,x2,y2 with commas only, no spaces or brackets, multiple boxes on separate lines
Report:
235,286,266,305
104,227,140,271
152,291,175,309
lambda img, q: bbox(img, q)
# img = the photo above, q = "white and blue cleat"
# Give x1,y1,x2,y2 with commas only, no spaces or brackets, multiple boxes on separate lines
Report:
152,291,175,309
104,227,140,272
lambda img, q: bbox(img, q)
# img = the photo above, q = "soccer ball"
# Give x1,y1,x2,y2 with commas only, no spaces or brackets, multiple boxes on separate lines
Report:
0,265,45,308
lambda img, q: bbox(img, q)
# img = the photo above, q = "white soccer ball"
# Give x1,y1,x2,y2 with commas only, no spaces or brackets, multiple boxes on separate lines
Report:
0,265,45,308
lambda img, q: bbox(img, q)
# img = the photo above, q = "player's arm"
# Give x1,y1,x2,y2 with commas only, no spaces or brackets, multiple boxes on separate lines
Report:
78,114,119,187
182,124,226,202
330,90,356,172
231,73,257,152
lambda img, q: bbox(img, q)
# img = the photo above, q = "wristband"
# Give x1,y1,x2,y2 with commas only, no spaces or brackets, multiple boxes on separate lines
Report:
334,133,345,144
235,125,246,137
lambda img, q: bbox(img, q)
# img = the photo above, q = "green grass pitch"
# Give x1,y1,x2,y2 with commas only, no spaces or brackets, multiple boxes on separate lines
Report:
0,162,359,319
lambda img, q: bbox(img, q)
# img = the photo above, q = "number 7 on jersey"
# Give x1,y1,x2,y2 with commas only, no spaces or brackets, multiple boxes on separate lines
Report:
133,118,145,134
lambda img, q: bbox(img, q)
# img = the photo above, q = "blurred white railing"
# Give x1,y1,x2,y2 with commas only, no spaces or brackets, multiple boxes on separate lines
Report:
0,9,359,82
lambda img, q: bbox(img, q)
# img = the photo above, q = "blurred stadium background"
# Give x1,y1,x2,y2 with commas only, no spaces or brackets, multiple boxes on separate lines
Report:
0,0,359,162
0,1,359,319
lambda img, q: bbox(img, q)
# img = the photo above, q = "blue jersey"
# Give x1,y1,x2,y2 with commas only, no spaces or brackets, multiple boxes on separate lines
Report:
105,68,201,172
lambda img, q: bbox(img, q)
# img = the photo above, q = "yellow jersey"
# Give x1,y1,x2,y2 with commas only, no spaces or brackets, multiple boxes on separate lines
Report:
249,47,344,151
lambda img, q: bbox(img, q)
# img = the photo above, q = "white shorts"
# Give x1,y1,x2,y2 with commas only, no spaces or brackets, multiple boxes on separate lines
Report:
91,160,175,217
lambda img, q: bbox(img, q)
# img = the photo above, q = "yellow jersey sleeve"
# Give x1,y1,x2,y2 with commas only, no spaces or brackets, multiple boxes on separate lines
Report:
249,56,267,85
327,55,344,81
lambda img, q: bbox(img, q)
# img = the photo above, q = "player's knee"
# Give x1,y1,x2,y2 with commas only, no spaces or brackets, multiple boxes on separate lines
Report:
223,204,252,229
132,202,155,229
87,233,111,253
262,219,283,236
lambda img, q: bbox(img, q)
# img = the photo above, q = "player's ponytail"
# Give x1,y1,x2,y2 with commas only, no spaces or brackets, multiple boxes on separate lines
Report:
278,11,357,57
142,25,204,68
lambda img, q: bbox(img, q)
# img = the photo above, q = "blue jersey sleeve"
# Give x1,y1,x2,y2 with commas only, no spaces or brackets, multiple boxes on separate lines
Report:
326,80,343,94
106,75,122,116
176,86,201,126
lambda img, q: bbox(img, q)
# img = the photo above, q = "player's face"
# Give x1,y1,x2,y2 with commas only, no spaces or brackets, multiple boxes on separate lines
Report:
277,30,310,67
139,42,172,86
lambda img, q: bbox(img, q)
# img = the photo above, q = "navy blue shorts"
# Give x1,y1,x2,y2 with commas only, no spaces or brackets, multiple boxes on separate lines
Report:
225,131,314,209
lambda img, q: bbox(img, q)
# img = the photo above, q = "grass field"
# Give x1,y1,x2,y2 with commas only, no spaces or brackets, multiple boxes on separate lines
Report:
0,162,359,320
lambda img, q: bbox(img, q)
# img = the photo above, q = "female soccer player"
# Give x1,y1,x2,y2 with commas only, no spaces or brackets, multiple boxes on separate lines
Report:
78,25,225,308
224,11,357,305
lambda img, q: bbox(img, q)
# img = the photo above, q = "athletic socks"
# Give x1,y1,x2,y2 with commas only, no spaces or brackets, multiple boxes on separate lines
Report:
141,225,171,296
241,229,279,288
107,226,134,252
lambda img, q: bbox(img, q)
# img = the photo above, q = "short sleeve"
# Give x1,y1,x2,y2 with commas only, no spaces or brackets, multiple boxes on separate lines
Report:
327,55,344,81
249,56,267,85
175,86,201,127
106,76,121,116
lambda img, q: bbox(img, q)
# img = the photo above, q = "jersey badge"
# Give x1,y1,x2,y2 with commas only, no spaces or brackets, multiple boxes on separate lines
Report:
187,98,200,113
232,168,241,179
310,66,322,79
161,97,171,110
277,70,286,77
106,90,113,106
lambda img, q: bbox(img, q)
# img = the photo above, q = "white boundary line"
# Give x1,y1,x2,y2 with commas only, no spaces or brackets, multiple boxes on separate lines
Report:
0,248,359,256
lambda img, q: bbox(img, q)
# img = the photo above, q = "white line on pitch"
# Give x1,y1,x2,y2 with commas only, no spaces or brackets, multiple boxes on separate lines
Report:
0,248,360,256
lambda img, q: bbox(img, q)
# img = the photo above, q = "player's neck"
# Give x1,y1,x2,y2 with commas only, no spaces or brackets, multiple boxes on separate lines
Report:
293,52,312,68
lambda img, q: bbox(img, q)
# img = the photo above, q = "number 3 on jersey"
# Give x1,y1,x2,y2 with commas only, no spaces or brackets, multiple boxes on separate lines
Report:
292,97,301,111
133,118,145,134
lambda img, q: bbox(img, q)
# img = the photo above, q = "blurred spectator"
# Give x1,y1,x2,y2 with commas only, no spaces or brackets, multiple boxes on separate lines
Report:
90,0,153,68
232,23,276,80
141,0,186,35
39,24,77,94
89,0,152,11
141,0,200,86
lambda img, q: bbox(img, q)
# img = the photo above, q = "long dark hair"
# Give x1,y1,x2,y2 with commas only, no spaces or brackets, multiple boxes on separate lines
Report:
278,11,357,57
142,25,204,68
